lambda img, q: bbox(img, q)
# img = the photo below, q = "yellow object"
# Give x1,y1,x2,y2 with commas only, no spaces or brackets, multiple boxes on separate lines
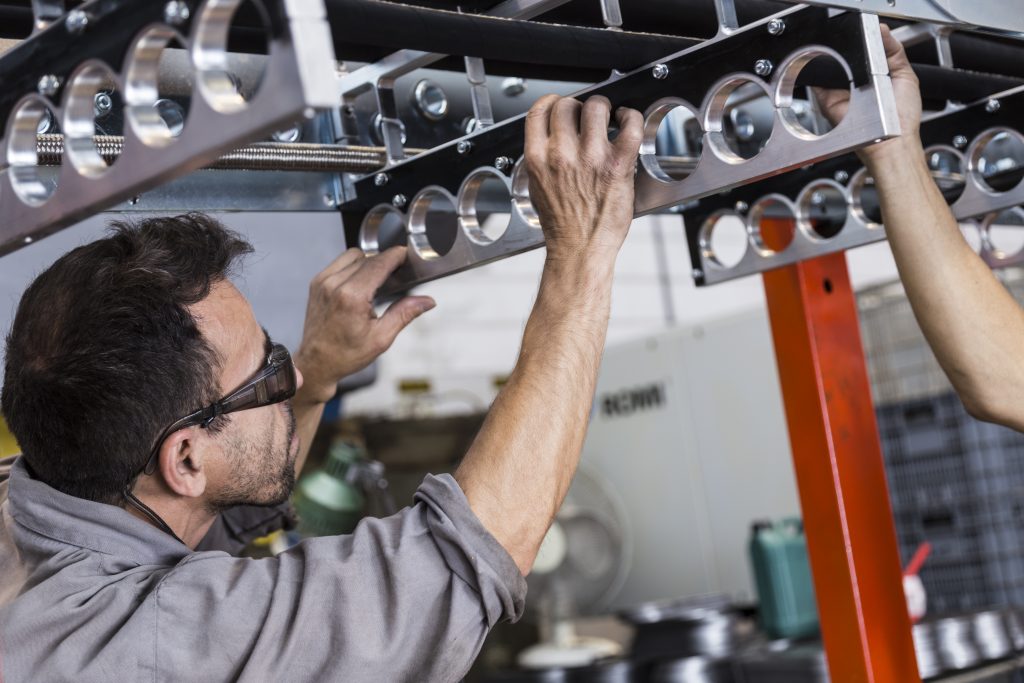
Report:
0,417,20,457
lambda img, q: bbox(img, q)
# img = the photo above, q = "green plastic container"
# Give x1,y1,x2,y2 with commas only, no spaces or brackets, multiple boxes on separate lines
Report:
749,517,820,639
292,442,366,537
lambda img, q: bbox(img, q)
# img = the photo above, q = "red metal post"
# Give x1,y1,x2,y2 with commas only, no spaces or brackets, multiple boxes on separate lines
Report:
762,248,919,682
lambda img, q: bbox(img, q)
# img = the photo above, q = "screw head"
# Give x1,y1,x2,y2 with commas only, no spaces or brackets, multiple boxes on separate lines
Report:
494,156,513,172
323,194,337,208
392,194,408,208
456,140,474,155
374,172,390,187
272,126,301,143
754,59,774,77
985,99,1001,113
734,201,749,214
692,269,703,279
833,169,850,183
163,1,190,26
811,191,826,206
37,74,61,97
953,135,969,149
766,18,786,36
93,92,113,116
65,9,90,34
652,63,670,80
501,77,527,97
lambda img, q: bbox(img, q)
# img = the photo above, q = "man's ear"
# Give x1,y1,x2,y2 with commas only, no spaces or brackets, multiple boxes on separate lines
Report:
157,428,208,499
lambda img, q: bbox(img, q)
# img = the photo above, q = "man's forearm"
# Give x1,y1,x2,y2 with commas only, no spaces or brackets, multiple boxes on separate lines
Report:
870,139,1024,427
455,259,614,574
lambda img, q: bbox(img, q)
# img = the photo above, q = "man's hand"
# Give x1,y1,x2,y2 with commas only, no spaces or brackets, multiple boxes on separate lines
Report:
814,24,922,167
525,95,643,271
294,246,435,404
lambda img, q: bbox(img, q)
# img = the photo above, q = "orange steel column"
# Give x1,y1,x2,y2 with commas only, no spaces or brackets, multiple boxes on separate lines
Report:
762,248,918,682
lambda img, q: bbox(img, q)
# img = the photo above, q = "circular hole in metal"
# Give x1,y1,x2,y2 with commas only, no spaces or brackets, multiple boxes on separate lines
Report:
63,61,122,178
777,49,852,138
699,212,748,268
850,169,882,226
126,29,193,147
459,171,512,245
511,157,541,229
984,207,1024,260
7,97,62,206
412,79,448,122
748,196,797,254
640,99,703,182
973,130,1024,194
193,0,271,114
926,146,966,205
706,78,774,162
799,181,848,240
409,189,459,259
359,205,407,256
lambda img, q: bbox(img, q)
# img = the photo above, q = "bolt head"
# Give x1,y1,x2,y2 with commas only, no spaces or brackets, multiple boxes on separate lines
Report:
767,18,786,36
456,140,474,155
494,156,513,172
392,194,408,208
501,77,527,97
734,201,749,214
93,92,113,116
37,74,61,97
65,9,90,34
953,135,968,149
323,194,337,208
754,59,774,77
833,169,850,183
374,172,390,187
652,64,670,80
811,191,826,206
163,1,190,26
692,269,703,279
985,99,1001,113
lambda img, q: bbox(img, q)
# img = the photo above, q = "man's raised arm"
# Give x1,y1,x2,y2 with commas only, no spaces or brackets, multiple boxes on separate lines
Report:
454,94,644,575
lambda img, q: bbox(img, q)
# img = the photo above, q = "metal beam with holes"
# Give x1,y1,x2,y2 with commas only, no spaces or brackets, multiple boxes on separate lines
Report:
683,86,1024,286
340,6,900,298
0,0,337,257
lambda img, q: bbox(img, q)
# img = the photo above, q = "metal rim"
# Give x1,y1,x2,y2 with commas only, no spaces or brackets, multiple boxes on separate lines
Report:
698,209,749,269
796,178,850,242
457,168,513,246
639,96,702,184
703,74,774,165
63,60,120,178
774,46,853,140
967,127,1024,196
7,95,60,207
511,156,541,229
746,194,798,256
359,204,408,255
407,186,459,260
125,24,190,148
981,205,1024,261
193,0,270,114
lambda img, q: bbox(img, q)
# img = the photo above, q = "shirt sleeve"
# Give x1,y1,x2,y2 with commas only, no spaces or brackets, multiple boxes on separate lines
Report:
153,473,527,683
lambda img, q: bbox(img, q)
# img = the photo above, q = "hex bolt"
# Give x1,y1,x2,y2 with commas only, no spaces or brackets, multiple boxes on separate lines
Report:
766,18,786,36
37,74,62,97
494,156,513,172
754,59,774,77
456,140,474,155
374,172,390,187
652,63,670,80
163,0,190,26
94,92,113,116
65,9,90,34
985,99,1001,114
392,194,407,208
734,201,749,214
833,170,850,183
953,135,968,149
501,77,527,97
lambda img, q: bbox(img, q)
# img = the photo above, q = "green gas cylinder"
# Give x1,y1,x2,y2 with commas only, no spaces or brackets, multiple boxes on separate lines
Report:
748,517,820,639
292,441,366,537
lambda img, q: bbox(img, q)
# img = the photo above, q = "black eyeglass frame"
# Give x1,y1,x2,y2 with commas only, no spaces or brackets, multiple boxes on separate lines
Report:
137,342,297,479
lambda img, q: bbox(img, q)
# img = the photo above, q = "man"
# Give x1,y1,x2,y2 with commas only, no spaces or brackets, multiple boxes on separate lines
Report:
0,93,644,681
818,28,1024,430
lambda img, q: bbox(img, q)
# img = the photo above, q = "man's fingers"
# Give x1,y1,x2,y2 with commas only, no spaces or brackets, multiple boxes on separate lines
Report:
580,96,612,150
550,97,583,142
375,295,436,350
318,248,365,279
525,94,559,162
342,246,409,299
880,24,916,80
612,106,644,160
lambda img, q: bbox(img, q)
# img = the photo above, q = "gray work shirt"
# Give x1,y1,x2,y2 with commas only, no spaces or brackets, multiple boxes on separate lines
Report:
0,458,526,682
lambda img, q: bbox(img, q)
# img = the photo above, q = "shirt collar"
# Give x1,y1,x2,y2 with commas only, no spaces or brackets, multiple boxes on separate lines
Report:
6,457,190,567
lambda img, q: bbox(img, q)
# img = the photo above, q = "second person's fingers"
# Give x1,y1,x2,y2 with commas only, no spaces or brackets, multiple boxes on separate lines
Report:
549,97,584,142
580,96,612,151
612,107,644,160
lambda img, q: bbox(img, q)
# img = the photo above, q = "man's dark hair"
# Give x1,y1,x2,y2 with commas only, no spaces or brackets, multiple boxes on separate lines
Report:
1,214,253,505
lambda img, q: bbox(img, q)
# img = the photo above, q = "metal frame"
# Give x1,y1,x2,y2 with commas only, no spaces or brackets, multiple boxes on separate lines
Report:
0,0,337,257
343,7,900,297
788,0,1024,37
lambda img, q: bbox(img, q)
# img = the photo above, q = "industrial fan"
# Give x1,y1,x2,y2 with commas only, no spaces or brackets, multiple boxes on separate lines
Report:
517,465,632,669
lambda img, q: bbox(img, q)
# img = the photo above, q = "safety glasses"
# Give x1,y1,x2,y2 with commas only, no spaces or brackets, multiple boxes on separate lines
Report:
139,342,297,477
